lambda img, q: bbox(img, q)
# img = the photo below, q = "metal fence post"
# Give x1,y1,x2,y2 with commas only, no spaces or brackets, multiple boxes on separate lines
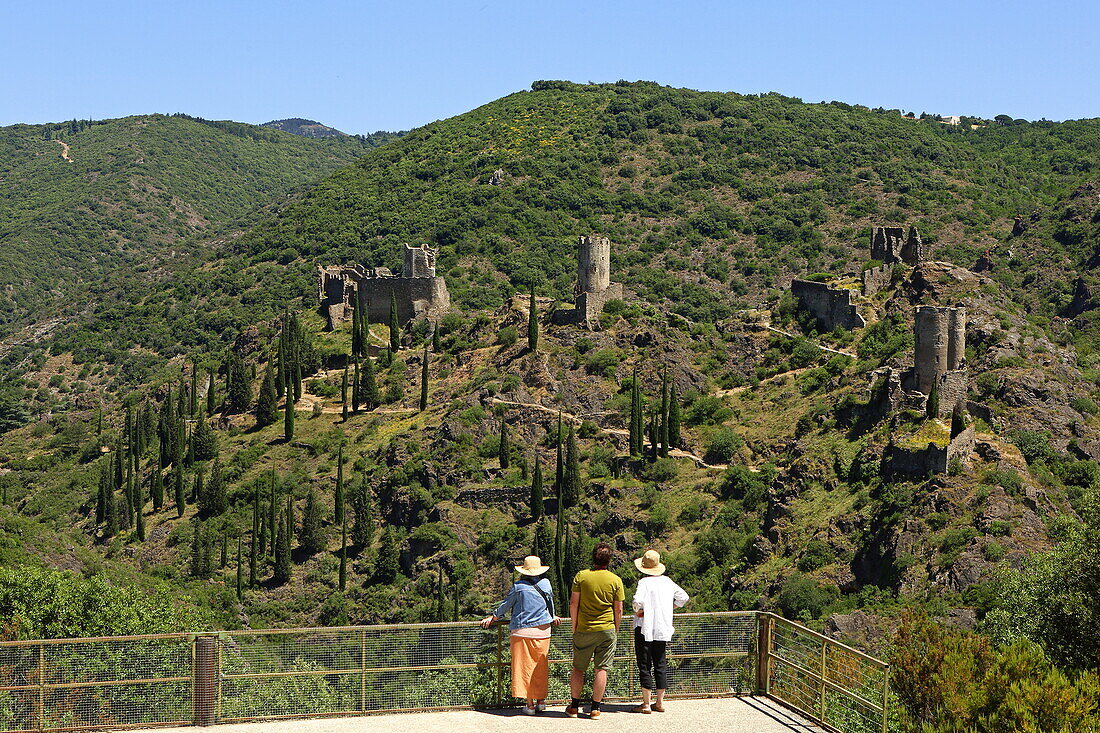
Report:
819,639,827,726
360,629,367,712
193,635,219,726
756,614,772,696
36,642,45,732
495,624,504,707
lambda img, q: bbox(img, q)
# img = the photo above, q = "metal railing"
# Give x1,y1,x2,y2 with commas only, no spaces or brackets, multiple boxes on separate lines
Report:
0,612,889,732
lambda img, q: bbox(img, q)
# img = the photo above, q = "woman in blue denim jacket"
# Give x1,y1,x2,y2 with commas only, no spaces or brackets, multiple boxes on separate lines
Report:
480,556,562,714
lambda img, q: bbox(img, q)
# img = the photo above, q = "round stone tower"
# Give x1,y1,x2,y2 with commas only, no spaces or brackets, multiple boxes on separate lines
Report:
914,305,966,394
577,235,611,294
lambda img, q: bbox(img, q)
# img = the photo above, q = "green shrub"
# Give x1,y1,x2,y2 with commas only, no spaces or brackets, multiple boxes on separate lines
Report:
777,573,839,620
704,427,743,464
797,539,836,571
584,349,621,378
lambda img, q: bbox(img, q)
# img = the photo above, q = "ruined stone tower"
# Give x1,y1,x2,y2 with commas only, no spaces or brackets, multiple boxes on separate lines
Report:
567,235,623,328
871,226,926,266
318,244,449,329
577,235,612,295
912,305,967,416
403,243,437,278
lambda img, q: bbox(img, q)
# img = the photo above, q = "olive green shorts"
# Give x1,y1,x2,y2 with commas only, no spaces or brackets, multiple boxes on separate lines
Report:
572,629,617,671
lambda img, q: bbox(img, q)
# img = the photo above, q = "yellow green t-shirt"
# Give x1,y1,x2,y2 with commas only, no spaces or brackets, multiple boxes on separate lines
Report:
571,569,625,632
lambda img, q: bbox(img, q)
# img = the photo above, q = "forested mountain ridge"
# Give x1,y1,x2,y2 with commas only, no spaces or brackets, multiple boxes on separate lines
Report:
0,114,379,338
1,81,1100,731
261,118,347,138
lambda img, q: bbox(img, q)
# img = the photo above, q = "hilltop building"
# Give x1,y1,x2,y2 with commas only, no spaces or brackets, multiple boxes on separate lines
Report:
318,244,450,328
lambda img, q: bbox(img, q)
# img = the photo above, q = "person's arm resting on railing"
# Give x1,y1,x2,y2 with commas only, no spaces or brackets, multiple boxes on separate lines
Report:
480,585,517,628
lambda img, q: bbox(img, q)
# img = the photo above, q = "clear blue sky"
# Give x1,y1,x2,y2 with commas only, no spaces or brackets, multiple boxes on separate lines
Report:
2,0,1096,133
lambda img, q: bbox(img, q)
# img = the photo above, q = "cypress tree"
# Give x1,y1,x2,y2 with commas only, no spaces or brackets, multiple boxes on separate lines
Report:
498,416,510,469
389,291,400,352
151,461,164,510
105,489,118,539
159,388,175,468
351,477,375,547
293,364,303,403
376,527,400,582
256,364,279,427
225,353,251,414
338,513,347,592
361,298,372,354
268,468,278,558
174,468,186,518
285,495,295,555
273,512,291,585
380,346,393,369
419,342,429,411
361,355,378,410
206,373,216,416
300,487,325,555
192,469,204,507
192,415,218,461
134,494,145,542
250,488,260,586
553,506,566,609
121,465,133,530
335,445,345,525
352,360,361,412
648,410,659,463
436,564,445,622
432,324,440,353
258,514,267,569
554,412,564,496
190,369,199,417
528,289,538,352
275,339,286,396
284,384,295,442
659,370,670,458
530,459,544,520
629,368,642,457
236,537,243,598
532,517,554,561
341,367,349,421
205,458,227,516
562,426,581,508
351,294,363,357
926,380,941,419
668,383,681,449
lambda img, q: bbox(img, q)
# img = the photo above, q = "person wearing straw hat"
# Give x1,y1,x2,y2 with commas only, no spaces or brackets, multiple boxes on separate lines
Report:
480,555,561,715
630,549,689,713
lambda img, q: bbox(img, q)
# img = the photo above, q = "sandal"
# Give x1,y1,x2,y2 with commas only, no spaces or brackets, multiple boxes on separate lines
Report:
652,702,665,712
632,705,652,714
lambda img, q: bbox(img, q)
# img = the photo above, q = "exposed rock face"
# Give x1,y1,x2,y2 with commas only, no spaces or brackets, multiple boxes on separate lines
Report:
487,169,506,185
1063,277,1094,317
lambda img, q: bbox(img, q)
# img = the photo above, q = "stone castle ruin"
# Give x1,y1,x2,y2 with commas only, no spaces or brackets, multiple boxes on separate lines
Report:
559,235,624,328
871,226,926,266
318,244,450,328
789,279,866,331
871,305,968,419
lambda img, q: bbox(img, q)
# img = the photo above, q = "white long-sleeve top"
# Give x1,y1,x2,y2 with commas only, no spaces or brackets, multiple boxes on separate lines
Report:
631,575,690,642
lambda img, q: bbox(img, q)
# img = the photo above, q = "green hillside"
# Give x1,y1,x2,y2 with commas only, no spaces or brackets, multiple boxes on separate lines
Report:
1,81,1100,730
0,114,389,336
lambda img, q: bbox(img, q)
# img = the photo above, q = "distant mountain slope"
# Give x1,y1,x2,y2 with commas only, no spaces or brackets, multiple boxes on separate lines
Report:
0,114,379,337
261,118,346,138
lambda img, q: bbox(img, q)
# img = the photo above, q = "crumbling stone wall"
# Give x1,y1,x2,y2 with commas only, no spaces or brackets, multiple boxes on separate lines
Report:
861,264,895,296
871,226,925,265
885,425,976,477
790,280,866,331
318,244,450,328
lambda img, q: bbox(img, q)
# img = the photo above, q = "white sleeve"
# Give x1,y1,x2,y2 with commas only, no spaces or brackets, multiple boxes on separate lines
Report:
671,582,689,608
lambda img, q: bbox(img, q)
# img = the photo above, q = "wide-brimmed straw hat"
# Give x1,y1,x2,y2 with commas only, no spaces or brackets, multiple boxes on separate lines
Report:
634,549,666,576
515,555,550,576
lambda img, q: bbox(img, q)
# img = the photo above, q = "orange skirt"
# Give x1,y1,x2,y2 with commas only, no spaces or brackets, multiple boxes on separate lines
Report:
510,635,551,700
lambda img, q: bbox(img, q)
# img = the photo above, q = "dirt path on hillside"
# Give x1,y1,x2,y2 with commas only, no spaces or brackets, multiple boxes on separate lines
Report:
713,366,811,398
765,326,855,358
55,140,73,162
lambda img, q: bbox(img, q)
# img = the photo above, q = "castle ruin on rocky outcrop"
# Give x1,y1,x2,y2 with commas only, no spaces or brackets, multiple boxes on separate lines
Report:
318,244,450,329
790,280,866,331
556,235,624,329
871,226,926,266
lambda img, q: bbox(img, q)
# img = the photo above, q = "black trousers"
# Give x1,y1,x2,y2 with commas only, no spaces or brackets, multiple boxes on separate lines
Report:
634,627,668,690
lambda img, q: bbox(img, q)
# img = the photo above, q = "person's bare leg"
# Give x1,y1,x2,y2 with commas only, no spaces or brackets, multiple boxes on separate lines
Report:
655,688,665,707
641,688,652,707
592,669,608,702
570,669,584,701
527,697,535,709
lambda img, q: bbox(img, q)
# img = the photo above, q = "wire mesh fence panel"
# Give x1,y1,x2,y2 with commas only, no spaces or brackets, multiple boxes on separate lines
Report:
0,636,193,733
767,617,888,733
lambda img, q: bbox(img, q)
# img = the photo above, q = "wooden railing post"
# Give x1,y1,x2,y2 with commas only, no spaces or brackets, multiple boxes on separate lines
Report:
193,635,219,726
819,639,827,726
756,613,772,696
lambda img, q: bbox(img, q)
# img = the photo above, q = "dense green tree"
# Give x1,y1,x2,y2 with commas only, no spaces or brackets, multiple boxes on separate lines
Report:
203,458,227,516
104,488,118,539
256,364,279,427
351,477,375,547
205,374,216,416
376,527,400,582
532,517,553,561
528,289,538,352
151,461,163,510
225,352,251,414
530,458,544,520
629,368,643,456
284,383,295,442
189,369,199,418
191,415,218,461
352,360,361,412
351,294,363,357
341,367,349,420
389,291,400,352
926,380,940,419
134,497,145,542
300,486,326,555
